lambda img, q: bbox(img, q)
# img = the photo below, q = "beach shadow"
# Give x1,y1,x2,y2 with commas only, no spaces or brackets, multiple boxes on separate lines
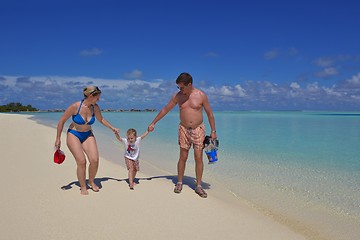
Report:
140,175,211,190
61,175,211,191
60,177,127,190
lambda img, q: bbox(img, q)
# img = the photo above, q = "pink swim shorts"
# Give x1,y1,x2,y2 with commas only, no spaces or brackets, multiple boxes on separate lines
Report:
178,123,205,150
124,157,140,171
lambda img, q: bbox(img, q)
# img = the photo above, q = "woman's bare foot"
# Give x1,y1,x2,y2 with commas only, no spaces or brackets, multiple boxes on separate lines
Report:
80,188,89,195
89,182,100,192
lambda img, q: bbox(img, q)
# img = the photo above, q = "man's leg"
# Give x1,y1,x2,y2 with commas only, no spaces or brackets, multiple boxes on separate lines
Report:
177,147,189,183
194,149,204,186
194,148,207,198
174,148,189,193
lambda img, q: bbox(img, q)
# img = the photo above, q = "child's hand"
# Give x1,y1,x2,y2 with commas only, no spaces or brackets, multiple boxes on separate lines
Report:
112,128,120,134
148,124,155,132
114,131,122,141
114,131,120,137
141,130,150,139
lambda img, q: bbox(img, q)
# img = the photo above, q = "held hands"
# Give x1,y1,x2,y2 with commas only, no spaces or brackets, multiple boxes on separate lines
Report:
148,123,155,132
112,128,120,134
114,131,122,142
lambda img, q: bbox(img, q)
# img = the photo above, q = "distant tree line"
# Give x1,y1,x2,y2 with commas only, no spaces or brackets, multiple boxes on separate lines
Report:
0,102,38,112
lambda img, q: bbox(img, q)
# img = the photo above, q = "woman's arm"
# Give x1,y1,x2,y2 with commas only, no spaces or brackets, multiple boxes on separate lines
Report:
55,103,75,149
94,104,119,134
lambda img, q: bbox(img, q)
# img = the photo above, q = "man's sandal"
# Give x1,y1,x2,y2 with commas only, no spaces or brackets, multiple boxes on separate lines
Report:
195,186,208,198
174,183,183,193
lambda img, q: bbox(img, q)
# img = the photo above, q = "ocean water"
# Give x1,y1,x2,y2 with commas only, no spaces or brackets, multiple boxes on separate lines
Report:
30,111,360,240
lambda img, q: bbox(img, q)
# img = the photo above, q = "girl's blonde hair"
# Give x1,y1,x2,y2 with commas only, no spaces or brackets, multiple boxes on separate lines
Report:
127,128,137,137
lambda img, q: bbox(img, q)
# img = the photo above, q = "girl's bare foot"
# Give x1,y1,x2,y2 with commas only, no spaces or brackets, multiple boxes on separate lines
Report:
80,188,89,195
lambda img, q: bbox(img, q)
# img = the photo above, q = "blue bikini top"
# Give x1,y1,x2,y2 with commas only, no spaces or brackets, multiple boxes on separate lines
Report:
72,100,95,125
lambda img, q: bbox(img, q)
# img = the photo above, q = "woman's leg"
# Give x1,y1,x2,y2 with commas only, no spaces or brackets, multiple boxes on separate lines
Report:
82,136,100,191
67,133,88,195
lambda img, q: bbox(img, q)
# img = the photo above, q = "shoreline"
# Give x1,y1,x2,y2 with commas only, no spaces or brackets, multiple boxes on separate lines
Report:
0,113,308,240
8,112,360,240
91,113,360,240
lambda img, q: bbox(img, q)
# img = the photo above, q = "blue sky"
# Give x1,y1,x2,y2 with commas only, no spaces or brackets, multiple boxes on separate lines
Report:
1,0,360,111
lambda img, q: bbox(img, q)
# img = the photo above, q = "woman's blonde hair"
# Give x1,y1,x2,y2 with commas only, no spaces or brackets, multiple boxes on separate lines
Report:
83,86,101,98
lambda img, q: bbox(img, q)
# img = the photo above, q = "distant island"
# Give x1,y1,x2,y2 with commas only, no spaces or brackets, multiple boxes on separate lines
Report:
0,102,157,113
0,102,38,112
45,108,158,112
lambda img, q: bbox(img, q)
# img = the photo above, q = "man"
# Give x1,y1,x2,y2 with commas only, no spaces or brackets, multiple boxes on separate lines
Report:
148,72,217,198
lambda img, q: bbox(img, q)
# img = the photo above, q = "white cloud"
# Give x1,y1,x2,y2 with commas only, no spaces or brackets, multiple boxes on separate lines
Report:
346,73,360,87
80,48,103,56
290,82,300,89
124,69,143,79
323,87,342,97
307,82,320,92
263,47,300,61
205,52,218,57
219,86,233,96
235,84,246,97
287,47,299,56
314,57,334,67
350,95,360,100
315,67,338,77
1,74,360,111
264,49,279,60
258,81,279,95
314,55,354,67
0,75,165,110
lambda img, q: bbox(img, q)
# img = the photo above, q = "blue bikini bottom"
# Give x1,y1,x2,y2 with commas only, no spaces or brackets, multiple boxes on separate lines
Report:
67,129,93,143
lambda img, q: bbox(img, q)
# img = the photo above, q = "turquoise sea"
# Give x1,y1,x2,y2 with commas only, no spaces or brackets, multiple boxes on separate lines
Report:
30,111,360,240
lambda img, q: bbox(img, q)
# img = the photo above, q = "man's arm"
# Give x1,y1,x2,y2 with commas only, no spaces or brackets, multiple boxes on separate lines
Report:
148,94,177,131
202,92,217,139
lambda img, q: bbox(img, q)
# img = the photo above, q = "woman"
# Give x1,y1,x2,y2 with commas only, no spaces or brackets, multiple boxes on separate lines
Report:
55,86,119,195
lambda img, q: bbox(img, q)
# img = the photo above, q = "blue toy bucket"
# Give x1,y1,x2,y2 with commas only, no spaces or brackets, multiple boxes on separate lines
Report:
206,149,218,164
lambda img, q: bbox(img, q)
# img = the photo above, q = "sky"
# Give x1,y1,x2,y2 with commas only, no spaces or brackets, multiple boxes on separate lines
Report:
1,0,360,111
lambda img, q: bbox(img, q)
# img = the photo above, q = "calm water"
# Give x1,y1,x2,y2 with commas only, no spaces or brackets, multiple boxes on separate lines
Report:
30,111,360,240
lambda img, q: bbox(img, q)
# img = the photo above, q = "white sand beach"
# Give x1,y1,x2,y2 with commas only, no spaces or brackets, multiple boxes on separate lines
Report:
0,113,307,240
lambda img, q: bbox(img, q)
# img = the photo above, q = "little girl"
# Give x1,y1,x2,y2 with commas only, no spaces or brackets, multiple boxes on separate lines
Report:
115,128,149,190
